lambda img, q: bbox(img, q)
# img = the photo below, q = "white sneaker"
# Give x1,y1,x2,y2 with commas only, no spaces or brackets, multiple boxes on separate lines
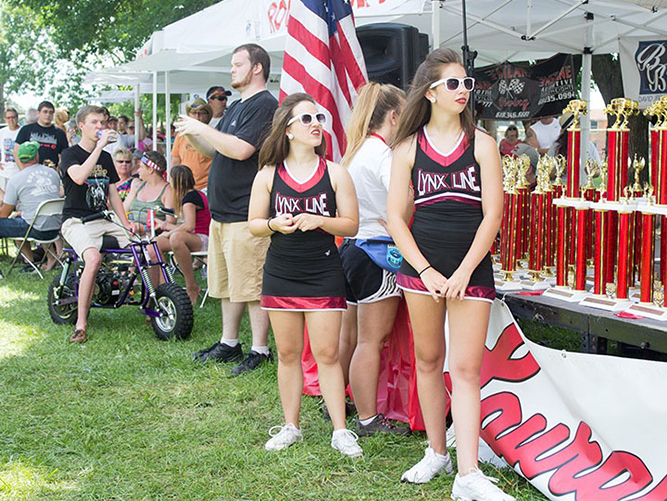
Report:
401,447,453,483
331,429,363,458
265,424,303,451
451,468,516,501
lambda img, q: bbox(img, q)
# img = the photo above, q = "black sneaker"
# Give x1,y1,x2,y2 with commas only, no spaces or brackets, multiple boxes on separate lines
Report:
231,350,273,376
355,413,411,437
192,342,243,363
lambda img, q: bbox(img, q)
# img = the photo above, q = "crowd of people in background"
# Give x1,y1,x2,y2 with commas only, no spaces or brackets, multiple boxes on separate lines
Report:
0,39,617,501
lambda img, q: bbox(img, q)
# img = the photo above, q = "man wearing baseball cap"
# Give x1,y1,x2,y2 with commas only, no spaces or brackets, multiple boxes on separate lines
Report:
0,141,62,269
206,86,232,128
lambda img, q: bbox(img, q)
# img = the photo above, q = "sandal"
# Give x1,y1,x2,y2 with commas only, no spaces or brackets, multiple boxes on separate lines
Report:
69,329,87,344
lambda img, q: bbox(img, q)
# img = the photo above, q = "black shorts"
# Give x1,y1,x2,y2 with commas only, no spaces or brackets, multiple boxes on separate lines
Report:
339,239,402,305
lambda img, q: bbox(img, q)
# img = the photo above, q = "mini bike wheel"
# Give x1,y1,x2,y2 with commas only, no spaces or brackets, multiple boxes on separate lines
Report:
47,275,77,325
151,282,193,341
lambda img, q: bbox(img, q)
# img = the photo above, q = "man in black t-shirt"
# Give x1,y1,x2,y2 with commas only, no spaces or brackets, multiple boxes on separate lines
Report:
60,105,132,344
14,101,68,169
175,43,278,374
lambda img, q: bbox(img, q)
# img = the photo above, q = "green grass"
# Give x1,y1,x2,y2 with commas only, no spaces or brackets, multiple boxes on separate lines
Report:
0,258,549,500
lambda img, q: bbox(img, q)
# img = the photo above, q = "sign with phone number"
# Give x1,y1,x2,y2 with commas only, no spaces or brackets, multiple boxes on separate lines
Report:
474,54,576,121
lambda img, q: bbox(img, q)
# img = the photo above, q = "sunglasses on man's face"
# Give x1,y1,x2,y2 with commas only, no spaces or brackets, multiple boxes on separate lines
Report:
209,96,227,101
287,112,327,127
429,77,476,92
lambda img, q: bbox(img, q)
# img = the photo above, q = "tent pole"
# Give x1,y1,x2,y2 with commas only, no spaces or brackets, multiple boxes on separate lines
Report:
460,0,477,111
432,0,441,50
134,82,140,149
581,13,593,179
165,71,171,180
153,71,158,152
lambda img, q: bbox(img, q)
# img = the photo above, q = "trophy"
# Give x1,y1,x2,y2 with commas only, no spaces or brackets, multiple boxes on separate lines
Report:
520,156,553,289
544,100,591,302
628,98,667,319
581,98,638,311
497,156,523,290
516,154,532,265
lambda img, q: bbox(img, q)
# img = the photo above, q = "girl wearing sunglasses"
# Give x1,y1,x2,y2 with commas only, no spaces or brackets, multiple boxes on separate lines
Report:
387,48,510,500
248,93,362,457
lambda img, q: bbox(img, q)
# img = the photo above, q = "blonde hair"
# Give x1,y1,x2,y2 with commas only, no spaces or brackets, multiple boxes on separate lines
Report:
341,82,405,167
113,147,132,162
392,48,476,148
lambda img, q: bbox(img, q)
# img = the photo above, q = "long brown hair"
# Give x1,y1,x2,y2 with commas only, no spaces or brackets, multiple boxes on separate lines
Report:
258,93,327,169
170,164,195,218
392,48,476,147
341,82,405,167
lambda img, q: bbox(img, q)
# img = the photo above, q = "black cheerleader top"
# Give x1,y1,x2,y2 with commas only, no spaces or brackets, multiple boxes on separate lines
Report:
269,157,337,255
411,127,484,246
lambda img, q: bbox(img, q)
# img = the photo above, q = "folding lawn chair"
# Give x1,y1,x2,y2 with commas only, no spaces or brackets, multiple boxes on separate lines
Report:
6,197,65,279
168,250,209,308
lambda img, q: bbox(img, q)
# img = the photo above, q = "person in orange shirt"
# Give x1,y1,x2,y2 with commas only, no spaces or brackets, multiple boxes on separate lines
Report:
172,98,213,191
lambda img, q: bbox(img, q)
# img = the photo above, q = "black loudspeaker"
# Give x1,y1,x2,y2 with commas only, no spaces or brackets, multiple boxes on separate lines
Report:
356,23,429,91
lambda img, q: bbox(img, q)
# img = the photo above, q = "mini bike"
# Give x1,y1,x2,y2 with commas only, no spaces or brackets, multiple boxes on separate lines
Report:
47,211,193,340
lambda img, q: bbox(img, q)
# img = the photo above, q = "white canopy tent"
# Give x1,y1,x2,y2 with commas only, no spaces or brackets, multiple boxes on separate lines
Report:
86,0,667,164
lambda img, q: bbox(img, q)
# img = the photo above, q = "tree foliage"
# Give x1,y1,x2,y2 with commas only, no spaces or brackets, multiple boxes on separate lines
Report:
13,0,221,62
0,3,58,115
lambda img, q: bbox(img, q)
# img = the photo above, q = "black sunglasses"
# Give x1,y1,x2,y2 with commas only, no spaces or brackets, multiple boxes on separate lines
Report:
209,96,227,101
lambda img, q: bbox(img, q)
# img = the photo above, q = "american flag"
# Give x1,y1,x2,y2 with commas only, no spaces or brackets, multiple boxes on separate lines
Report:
280,0,368,162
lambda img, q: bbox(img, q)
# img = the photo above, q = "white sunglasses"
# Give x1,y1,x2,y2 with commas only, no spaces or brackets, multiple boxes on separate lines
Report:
287,112,327,127
429,77,476,92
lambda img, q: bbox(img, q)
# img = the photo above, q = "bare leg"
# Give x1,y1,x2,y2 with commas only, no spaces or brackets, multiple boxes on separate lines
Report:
349,296,400,420
16,240,34,263
339,303,358,388
168,231,202,304
76,248,103,331
248,301,270,347
147,236,167,291
269,310,305,426
305,311,346,430
404,291,447,454
447,299,490,474
220,299,246,342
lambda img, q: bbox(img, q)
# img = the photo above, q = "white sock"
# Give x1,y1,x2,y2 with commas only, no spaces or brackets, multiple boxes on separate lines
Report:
251,345,270,355
359,415,377,426
220,338,239,347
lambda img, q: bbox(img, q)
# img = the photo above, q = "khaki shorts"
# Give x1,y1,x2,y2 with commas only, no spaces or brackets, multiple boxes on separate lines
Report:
61,217,130,259
207,220,269,302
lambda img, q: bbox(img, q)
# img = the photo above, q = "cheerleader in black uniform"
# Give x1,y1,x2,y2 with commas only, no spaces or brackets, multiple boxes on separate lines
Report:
248,93,362,457
387,49,512,501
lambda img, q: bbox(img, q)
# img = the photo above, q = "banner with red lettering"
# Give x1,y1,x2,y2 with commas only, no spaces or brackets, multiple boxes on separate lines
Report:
474,300,667,500
474,54,577,121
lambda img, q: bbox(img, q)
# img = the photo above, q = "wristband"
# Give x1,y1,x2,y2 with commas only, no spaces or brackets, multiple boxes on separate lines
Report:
418,265,432,276
267,218,275,232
